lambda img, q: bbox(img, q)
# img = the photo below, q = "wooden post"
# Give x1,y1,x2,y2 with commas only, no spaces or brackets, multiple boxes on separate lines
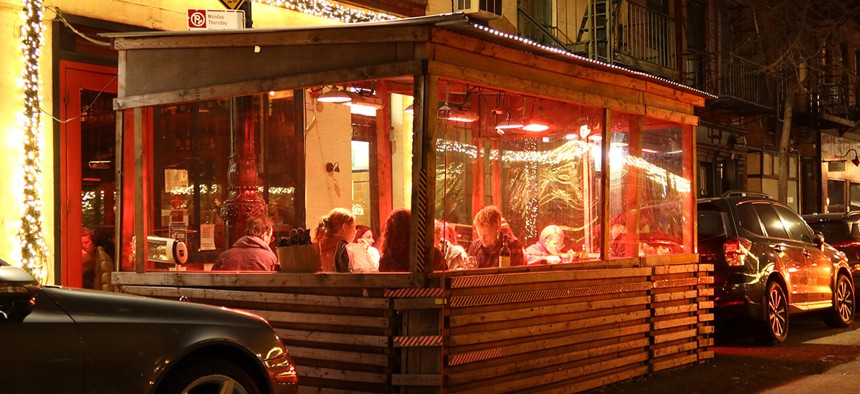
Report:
114,109,124,272
601,109,611,260
685,124,696,252
409,66,437,274
133,107,145,273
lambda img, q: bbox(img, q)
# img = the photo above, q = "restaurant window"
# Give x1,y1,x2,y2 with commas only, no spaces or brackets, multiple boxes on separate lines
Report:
121,77,415,272
609,113,692,258
145,93,304,266
435,79,604,268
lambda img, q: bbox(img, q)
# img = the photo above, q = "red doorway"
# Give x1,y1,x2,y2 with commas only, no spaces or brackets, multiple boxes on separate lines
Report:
59,61,117,288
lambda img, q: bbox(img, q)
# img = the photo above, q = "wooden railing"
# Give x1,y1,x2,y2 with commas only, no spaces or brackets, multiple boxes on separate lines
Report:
114,255,712,393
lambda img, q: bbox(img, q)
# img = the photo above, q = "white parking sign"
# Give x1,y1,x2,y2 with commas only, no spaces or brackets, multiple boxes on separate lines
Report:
187,9,245,30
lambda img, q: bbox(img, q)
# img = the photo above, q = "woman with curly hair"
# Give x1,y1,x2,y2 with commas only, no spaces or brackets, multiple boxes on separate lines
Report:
378,209,444,272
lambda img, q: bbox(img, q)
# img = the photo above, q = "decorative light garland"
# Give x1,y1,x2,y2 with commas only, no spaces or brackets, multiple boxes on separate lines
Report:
253,0,394,23
17,0,49,281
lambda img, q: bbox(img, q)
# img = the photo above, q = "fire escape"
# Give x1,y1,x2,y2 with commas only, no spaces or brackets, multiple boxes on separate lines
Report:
517,0,679,80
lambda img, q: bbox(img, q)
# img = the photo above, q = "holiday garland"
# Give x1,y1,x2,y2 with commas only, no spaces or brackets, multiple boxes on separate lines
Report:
18,0,49,280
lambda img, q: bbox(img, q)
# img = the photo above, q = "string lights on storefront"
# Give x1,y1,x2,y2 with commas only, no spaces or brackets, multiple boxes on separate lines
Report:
18,0,49,280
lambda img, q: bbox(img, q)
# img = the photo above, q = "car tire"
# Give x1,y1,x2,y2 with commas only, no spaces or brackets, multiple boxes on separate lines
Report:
157,357,261,394
823,274,855,328
755,281,788,346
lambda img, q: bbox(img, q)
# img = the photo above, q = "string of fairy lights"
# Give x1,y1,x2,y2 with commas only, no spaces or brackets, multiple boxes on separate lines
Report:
18,0,49,280
253,0,394,22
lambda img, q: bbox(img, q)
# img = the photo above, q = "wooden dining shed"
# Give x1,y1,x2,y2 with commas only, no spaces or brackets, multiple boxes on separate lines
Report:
109,14,714,393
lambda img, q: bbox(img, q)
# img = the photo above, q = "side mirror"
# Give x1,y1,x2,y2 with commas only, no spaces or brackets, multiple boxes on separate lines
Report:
814,232,825,250
0,266,39,322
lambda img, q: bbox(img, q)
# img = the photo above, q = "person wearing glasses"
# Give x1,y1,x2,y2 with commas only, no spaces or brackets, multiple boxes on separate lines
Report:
524,225,568,265
213,215,278,271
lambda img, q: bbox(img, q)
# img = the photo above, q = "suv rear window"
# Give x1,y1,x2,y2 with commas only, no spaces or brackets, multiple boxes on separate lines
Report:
697,210,726,238
736,203,764,236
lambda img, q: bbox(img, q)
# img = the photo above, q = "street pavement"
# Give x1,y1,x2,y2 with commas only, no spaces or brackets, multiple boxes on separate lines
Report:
586,314,860,393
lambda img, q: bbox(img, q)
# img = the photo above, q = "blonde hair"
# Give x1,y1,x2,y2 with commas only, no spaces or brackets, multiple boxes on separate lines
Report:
539,225,564,244
314,208,355,243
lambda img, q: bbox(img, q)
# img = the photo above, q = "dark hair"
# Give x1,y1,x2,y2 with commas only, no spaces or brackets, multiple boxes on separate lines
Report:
354,225,373,243
245,215,274,237
474,205,502,227
380,209,412,262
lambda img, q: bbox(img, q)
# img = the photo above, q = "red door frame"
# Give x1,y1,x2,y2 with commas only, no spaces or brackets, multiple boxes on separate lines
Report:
59,61,117,287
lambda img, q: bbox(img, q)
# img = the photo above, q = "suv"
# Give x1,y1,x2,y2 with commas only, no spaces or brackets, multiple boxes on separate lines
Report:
698,191,855,345
803,212,860,299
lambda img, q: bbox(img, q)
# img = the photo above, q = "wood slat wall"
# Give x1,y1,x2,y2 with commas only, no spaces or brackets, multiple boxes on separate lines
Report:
114,257,712,393
441,257,712,394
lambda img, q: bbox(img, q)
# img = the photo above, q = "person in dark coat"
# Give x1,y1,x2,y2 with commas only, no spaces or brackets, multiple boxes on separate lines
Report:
467,206,524,268
213,215,277,271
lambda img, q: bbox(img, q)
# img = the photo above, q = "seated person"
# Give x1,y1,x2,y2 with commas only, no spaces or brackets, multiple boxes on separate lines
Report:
524,225,567,265
435,219,469,270
213,215,277,271
351,225,380,272
467,206,524,268
313,208,356,272
378,209,445,272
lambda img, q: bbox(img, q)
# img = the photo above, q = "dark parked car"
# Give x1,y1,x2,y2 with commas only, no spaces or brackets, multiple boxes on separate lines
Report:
0,259,298,393
697,191,855,345
803,211,860,298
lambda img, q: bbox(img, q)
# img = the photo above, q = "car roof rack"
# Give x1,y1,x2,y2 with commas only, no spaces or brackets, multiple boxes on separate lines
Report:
720,190,775,200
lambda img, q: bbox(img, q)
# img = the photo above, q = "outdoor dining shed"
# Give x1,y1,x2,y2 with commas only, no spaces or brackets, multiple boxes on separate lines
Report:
109,14,714,393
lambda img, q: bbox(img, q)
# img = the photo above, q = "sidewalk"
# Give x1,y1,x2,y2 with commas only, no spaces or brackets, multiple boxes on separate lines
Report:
586,316,860,394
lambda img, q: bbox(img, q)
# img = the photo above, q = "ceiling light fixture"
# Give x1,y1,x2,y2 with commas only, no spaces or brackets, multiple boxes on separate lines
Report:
522,118,550,132
317,87,352,103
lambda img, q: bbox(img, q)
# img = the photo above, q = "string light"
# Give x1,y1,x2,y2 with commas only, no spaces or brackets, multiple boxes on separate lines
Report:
253,0,394,23
17,0,49,281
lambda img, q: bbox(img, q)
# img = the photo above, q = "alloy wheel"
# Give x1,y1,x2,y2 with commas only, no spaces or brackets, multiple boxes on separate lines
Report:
767,284,787,340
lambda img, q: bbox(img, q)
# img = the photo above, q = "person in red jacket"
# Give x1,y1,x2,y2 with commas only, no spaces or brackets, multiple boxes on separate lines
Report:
467,206,524,268
213,215,278,271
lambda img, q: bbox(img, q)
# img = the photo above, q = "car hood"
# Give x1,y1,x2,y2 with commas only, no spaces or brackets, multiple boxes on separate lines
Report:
41,286,266,327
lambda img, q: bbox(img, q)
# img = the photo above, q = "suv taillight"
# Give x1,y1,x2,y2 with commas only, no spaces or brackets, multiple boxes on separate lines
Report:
723,238,752,267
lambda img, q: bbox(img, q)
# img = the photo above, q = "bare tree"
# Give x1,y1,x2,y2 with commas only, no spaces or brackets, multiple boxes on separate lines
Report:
730,0,860,203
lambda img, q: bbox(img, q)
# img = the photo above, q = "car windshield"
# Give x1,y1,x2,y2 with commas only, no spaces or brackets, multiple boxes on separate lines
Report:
697,209,726,239
808,221,853,244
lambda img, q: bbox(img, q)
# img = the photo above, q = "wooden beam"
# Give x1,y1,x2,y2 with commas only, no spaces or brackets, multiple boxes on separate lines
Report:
112,272,424,288
115,61,423,109
111,26,431,50
430,29,708,107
